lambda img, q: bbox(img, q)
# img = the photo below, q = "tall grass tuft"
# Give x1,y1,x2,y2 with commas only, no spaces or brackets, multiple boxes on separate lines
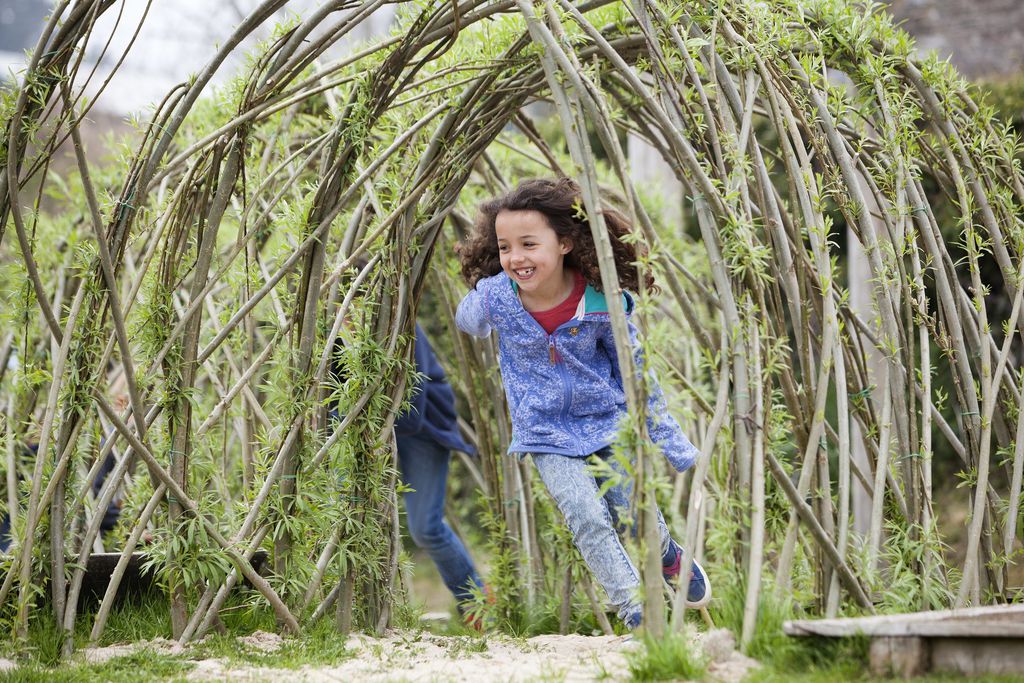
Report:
628,630,708,681
710,579,798,663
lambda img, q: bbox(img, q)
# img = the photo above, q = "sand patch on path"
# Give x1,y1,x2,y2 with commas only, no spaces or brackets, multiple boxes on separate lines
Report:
83,636,186,664
79,627,758,682
187,632,633,682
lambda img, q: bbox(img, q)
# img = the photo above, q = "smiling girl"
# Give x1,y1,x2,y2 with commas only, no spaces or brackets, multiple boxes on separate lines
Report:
455,177,710,629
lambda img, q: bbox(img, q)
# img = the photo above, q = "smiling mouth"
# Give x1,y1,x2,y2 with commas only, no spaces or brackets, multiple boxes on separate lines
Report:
512,267,535,279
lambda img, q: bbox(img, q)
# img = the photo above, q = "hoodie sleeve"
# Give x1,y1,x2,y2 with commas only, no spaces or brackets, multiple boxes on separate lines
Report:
644,371,698,473
455,285,493,338
598,318,698,473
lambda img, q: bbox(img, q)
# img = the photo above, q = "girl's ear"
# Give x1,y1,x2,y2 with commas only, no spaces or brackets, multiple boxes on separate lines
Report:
559,237,573,254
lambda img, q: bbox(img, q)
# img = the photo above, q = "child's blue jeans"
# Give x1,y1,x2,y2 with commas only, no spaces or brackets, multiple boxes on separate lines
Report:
396,432,483,606
531,447,672,625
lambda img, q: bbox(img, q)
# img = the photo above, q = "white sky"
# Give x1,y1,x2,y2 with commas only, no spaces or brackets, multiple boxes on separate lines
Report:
2,0,396,115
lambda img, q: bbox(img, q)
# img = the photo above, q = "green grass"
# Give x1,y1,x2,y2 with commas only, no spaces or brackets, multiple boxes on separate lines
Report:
0,650,193,683
93,592,174,645
707,578,814,666
12,607,67,667
442,634,490,658
0,588,177,668
1,592,355,681
2,617,356,682
190,616,352,669
7,590,228,666
628,630,708,682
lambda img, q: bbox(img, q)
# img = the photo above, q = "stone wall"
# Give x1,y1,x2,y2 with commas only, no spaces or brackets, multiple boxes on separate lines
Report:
885,0,1024,80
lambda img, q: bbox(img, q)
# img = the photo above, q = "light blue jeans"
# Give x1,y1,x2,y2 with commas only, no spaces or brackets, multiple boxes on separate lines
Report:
531,447,672,625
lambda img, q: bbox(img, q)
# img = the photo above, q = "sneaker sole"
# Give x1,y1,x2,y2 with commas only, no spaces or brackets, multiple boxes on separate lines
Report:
684,558,712,609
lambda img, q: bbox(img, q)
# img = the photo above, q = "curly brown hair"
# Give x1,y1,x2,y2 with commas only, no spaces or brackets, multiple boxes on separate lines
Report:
457,177,654,292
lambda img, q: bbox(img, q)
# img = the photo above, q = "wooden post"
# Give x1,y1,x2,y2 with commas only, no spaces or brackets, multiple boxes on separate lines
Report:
869,637,928,678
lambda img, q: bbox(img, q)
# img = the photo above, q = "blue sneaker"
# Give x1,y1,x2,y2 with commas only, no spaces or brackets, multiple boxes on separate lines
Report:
685,557,711,608
663,540,711,608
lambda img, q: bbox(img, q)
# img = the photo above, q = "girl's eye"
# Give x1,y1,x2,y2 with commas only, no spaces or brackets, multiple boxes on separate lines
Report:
498,245,509,252
524,242,535,248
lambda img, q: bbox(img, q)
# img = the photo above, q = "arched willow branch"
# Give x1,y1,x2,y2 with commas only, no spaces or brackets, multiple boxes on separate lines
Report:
0,0,1021,654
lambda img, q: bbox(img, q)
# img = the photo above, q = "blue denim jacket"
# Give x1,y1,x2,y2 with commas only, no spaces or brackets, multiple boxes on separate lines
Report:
455,272,698,472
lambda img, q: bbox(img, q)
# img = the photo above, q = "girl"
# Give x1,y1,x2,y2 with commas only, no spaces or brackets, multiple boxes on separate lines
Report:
455,177,710,629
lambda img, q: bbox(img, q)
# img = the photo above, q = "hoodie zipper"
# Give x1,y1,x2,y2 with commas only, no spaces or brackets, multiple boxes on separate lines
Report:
547,329,575,435
516,280,589,440
508,275,624,450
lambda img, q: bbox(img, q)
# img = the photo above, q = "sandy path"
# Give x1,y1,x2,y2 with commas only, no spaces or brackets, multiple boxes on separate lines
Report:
83,628,758,682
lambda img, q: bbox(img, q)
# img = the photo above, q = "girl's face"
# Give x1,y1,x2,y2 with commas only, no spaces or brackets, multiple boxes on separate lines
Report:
495,209,573,301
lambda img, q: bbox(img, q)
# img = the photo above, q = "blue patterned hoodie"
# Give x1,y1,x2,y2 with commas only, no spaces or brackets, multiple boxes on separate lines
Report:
455,272,699,472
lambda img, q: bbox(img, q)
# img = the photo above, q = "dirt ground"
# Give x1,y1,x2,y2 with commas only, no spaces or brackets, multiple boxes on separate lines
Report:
80,628,759,682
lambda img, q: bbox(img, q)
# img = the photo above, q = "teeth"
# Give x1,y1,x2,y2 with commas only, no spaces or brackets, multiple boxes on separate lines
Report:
515,268,534,277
